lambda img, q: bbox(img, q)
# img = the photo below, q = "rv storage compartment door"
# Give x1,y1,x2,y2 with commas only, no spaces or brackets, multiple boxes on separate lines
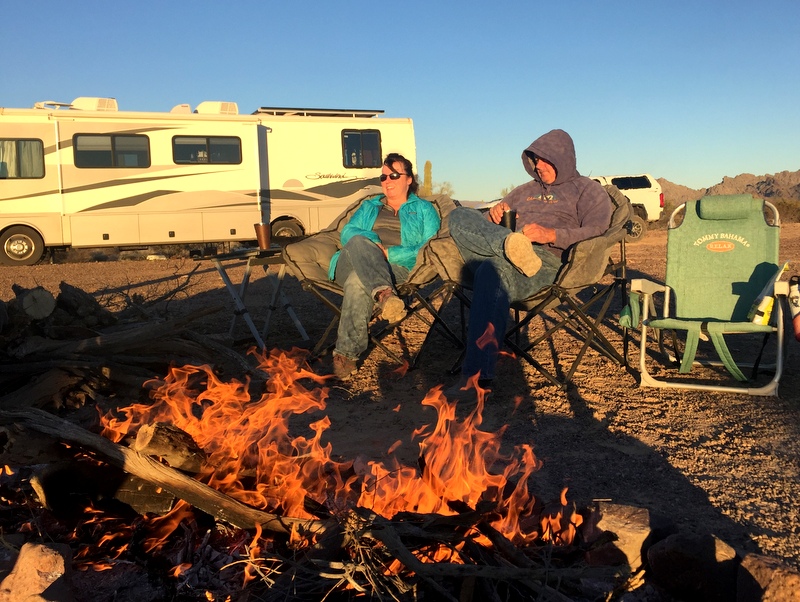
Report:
140,213,203,244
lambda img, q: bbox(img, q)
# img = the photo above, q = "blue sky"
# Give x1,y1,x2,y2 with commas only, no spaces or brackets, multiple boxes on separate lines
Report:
3,0,798,201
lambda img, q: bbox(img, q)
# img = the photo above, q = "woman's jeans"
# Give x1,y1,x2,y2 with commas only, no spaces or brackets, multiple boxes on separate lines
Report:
448,207,561,380
333,235,409,360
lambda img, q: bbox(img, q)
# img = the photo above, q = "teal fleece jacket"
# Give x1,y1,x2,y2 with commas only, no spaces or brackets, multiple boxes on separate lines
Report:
327,193,441,280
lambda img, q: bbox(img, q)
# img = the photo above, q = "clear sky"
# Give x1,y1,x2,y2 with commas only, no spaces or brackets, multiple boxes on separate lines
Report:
3,0,798,201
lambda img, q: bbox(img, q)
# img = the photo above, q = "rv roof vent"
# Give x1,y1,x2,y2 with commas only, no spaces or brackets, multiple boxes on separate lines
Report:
170,103,192,114
70,97,119,111
194,101,239,115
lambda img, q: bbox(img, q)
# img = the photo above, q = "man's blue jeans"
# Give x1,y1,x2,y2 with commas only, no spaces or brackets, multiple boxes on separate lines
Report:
448,207,561,380
333,235,410,360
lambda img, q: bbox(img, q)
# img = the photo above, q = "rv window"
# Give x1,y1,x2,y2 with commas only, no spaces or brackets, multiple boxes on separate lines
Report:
74,135,150,168
173,136,242,164
0,139,44,178
342,130,382,168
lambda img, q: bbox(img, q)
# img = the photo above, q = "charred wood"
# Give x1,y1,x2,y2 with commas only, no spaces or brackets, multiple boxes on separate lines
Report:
0,407,329,537
131,422,206,473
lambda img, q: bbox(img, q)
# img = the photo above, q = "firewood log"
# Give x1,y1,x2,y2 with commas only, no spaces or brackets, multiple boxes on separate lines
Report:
11,284,56,320
56,281,116,326
0,299,8,333
0,407,329,536
131,423,206,473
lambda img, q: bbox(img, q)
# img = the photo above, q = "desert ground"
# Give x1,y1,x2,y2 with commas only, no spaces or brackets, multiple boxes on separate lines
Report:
2,223,799,574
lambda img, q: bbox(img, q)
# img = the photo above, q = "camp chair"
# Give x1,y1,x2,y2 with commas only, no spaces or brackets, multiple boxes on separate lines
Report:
395,200,466,368
426,186,633,388
630,195,788,396
281,188,462,366
502,185,634,388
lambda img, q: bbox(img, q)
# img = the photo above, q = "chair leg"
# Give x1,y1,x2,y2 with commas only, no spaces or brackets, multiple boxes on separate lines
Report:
507,281,627,386
406,285,464,369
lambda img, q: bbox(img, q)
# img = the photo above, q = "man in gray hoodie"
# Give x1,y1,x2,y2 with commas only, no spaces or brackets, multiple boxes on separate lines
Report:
446,129,612,399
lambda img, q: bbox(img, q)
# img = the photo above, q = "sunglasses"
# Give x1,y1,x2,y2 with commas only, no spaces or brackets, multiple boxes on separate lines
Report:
380,172,407,182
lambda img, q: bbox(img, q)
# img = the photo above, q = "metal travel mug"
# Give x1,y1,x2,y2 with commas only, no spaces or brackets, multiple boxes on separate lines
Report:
501,209,517,231
254,222,271,249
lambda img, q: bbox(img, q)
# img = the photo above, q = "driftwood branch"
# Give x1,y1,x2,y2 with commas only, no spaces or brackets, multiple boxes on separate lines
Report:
0,407,328,537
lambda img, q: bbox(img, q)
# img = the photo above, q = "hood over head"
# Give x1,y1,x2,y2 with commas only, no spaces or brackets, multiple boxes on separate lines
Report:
522,129,578,185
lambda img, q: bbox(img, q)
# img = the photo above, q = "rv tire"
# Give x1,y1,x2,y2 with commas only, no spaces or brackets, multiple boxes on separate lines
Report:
0,226,45,266
271,219,304,239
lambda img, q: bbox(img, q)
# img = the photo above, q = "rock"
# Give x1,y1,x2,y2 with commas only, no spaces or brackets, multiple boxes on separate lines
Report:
585,502,652,571
0,542,74,601
737,553,800,601
647,532,737,601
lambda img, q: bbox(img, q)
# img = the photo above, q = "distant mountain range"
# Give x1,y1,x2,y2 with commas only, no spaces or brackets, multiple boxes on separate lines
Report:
658,169,800,205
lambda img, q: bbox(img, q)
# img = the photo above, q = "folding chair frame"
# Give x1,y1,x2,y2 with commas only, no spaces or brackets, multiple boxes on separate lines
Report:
282,191,464,369
506,265,629,389
503,186,633,388
301,276,465,368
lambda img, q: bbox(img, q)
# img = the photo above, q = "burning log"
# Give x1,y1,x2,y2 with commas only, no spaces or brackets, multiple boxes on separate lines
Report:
0,407,328,537
131,422,206,473
0,348,632,600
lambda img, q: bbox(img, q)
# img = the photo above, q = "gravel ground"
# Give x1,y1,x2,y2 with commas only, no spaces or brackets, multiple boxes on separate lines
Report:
2,223,799,572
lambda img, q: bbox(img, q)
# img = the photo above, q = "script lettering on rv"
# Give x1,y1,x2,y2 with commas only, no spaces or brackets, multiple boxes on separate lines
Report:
306,172,350,180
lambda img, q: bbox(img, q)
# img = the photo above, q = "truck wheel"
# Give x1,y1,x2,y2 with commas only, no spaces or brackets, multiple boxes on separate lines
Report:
0,226,45,266
271,219,304,239
626,215,647,242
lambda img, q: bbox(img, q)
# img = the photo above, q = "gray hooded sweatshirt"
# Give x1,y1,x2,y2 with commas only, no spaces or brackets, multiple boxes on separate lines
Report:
503,129,612,257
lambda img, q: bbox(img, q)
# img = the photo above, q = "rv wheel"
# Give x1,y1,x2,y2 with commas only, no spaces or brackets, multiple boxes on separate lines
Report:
271,219,304,239
0,226,45,266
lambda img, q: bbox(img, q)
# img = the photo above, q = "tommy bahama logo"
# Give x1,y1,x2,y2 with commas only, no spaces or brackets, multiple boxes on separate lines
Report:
694,233,750,251
706,241,736,252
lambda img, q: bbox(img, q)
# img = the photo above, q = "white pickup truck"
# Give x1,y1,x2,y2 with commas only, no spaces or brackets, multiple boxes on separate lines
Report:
591,174,664,241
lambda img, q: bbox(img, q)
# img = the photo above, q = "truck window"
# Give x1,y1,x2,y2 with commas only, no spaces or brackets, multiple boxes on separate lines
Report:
342,130,382,168
74,134,150,168
173,136,242,164
610,176,652,190
0,139,44,178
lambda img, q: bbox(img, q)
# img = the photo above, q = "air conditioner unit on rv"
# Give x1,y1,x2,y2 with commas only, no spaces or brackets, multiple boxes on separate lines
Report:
70,97,119,111
194,101,239,115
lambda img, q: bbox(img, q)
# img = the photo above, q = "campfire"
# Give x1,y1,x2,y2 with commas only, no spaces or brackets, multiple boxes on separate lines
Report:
0,346,636,600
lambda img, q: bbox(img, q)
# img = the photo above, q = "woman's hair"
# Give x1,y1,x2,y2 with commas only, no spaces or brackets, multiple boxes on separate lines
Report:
384,152,419,196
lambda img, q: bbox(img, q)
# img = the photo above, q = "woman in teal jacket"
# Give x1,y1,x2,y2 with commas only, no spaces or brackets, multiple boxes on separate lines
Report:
330,153,440,380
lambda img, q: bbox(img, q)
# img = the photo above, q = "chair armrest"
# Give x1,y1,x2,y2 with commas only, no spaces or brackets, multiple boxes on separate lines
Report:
631,278,666,295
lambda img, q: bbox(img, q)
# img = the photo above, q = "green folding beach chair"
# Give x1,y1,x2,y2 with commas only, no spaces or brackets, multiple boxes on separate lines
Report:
630,195,789,396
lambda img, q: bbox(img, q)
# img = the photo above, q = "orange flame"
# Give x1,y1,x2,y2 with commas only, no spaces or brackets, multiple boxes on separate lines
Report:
476,323,498,350
99,347,583,549
142,499,195,553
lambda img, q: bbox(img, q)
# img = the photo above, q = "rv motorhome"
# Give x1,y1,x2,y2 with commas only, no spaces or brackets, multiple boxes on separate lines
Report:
0,97,416,265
